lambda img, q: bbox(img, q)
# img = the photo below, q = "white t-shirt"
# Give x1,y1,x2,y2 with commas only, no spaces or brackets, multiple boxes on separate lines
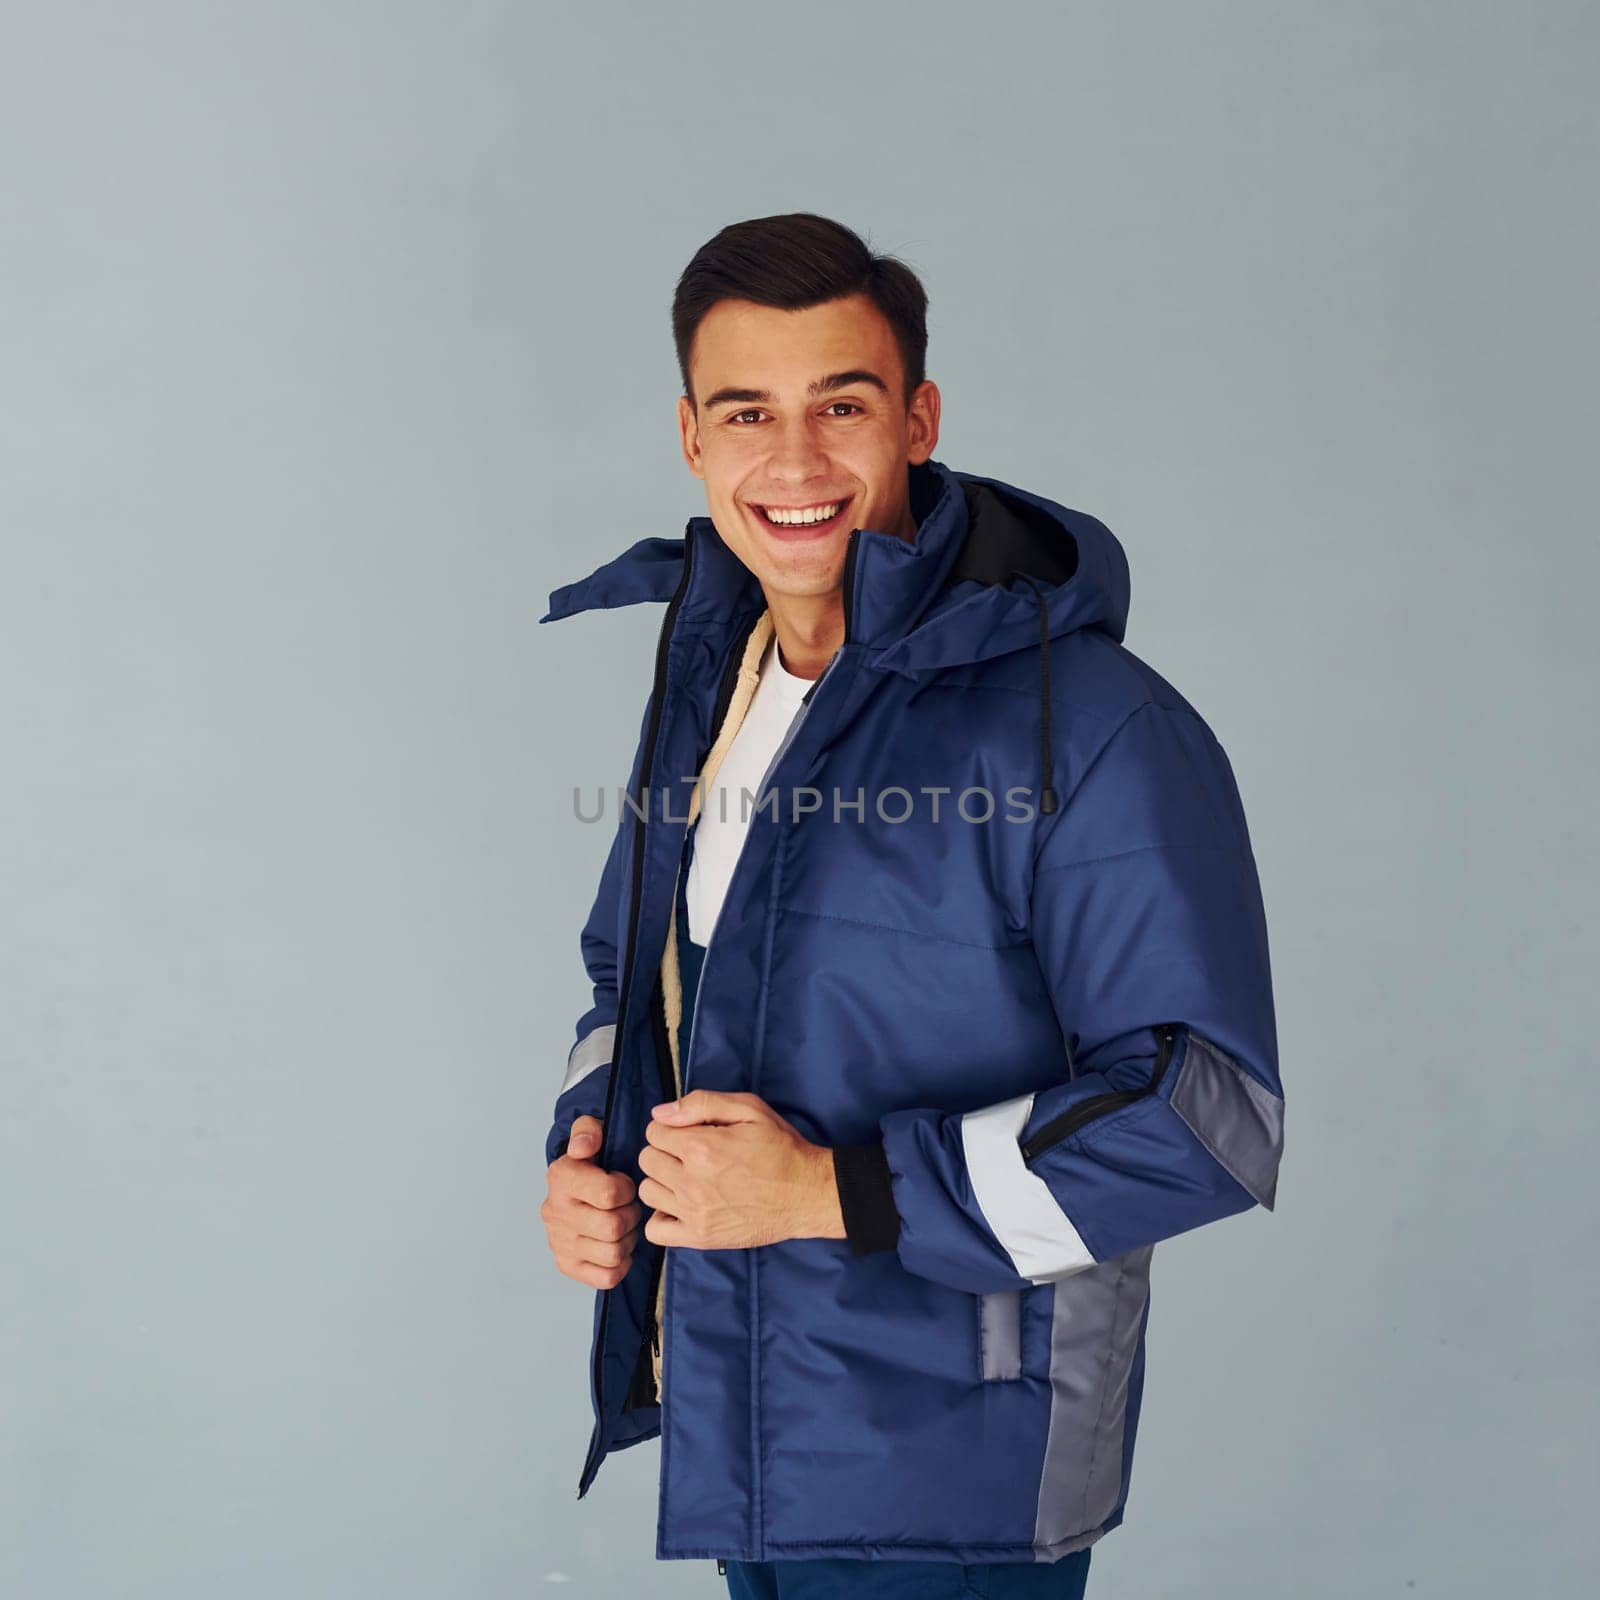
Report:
684,632,813,946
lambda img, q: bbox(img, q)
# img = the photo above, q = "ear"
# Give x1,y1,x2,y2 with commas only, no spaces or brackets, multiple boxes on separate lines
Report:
677,394,705,480
905,379,941,465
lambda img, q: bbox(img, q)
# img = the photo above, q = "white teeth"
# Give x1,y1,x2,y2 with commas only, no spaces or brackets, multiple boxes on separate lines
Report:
761,501,841,526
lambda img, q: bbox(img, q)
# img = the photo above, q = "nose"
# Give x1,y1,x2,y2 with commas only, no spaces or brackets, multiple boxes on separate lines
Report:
765,411,831,486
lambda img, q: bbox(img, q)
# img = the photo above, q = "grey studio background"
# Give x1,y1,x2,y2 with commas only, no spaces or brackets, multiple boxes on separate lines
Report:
3,2,1595,1596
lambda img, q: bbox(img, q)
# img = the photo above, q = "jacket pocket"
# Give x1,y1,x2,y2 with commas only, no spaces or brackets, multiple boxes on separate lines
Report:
976,1288,1023,1381
1017,1022,1180,1164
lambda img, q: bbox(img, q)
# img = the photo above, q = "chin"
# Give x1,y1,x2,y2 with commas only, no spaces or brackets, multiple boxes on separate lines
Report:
760,548,847,598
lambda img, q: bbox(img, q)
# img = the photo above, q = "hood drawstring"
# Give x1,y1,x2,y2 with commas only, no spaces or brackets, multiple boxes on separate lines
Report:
1011,571,1058,815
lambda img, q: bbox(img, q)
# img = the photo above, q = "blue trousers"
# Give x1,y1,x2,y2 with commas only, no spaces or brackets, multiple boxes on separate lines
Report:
724,1548,1092,1598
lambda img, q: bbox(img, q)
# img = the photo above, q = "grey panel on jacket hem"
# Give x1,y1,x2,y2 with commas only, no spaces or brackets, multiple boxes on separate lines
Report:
561,1023,616,1093
979,1290,1022,1381
1168,1030,1284,1210
1033,1245,1153,1556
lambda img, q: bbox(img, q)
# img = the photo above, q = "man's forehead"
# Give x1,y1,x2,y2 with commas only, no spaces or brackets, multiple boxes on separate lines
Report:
691,295,898,392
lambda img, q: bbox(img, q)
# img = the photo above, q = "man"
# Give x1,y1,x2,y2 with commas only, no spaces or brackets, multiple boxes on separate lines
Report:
538,213,1284,1598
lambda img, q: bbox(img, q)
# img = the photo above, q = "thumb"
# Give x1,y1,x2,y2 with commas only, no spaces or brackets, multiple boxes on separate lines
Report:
566,1114,603,1158
652,1089,763,1126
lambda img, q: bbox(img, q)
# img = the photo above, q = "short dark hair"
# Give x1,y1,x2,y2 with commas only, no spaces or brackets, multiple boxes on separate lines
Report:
672,212,929,409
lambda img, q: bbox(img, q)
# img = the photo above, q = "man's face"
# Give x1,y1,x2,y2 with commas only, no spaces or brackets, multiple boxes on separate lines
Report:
677,293,940,604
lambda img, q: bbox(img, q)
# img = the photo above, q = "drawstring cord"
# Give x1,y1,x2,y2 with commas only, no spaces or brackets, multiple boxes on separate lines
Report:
1012,572,1058,815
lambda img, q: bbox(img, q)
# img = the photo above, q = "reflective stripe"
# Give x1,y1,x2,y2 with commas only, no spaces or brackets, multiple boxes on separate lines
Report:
561,1023,616,1093
961,1094,1097,1284
1167,1030,1284,1210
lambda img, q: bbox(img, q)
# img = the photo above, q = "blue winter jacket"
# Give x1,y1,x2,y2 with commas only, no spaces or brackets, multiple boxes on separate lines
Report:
538,457,1285,1568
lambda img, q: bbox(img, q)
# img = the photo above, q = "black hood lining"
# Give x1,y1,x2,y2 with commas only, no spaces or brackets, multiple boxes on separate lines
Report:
940,479,1075,816
943,481,1080,592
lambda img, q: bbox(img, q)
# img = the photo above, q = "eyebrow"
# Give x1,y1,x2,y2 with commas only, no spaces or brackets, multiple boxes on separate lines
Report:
701,369,891,411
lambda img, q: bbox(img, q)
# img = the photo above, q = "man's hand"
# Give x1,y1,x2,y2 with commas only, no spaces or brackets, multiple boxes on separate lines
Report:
639,1091,847,1249
542,1115,645,1289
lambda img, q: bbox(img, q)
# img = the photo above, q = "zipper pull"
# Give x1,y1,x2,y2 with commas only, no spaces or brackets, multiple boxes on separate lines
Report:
717,1558,727,1575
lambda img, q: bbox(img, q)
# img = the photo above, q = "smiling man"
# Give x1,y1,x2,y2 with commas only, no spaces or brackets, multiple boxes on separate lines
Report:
538,213,1285,1599
678,289,934,685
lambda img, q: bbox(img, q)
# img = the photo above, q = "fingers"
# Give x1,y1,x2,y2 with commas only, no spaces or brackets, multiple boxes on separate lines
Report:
542,1196,645,1287
561,1256,633,1290
543,1115,659,1290
541,1195,644,1248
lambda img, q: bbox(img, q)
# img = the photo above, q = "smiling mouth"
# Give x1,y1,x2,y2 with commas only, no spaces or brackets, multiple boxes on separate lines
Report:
748,496,854,538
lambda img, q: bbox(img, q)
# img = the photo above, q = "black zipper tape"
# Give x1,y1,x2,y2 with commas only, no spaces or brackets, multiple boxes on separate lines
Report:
1017,1023,1180,1164
629,973,676,1410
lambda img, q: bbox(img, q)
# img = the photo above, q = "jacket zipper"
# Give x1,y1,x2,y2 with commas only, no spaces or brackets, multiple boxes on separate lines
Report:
837,527,861,656
1017,1023,1180,1163
632,970,679,1407
575,522,696,1496
637,1245,666,1402
673,547,857,1136
589,532,860,1487
635,609,769,1410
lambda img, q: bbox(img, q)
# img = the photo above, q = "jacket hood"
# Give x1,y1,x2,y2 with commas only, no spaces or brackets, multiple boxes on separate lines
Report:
540,457,1131,813
874,460,1129,675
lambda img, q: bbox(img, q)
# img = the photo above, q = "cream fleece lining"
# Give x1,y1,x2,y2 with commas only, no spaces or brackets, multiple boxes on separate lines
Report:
652,609,774,1396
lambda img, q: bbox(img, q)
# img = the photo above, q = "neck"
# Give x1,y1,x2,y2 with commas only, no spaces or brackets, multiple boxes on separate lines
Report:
764,590,845,681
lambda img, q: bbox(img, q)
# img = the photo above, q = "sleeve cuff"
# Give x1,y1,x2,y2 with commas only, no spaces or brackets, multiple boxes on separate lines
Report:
832,1141,902,1256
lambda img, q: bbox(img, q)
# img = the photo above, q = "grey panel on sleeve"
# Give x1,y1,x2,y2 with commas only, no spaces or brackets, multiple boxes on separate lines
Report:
1168,1029,1284,1210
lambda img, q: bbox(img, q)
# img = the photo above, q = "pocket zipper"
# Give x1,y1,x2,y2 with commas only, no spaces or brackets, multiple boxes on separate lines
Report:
1017,1023,1180,1163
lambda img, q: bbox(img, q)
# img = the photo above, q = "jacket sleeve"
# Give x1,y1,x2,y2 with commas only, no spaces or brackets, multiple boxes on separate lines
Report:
544,804,630,1168
834,701,1285,1294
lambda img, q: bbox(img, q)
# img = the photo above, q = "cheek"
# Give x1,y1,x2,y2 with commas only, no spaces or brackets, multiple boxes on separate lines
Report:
703,428,763,464
837,432,898,494
700,438,763,495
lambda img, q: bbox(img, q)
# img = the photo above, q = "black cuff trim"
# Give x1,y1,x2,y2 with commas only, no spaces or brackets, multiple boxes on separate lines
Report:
832,1142,902,1256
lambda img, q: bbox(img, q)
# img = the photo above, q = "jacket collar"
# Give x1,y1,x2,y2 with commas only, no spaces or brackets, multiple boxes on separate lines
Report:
540,456,1132,818
538,456,1129,675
